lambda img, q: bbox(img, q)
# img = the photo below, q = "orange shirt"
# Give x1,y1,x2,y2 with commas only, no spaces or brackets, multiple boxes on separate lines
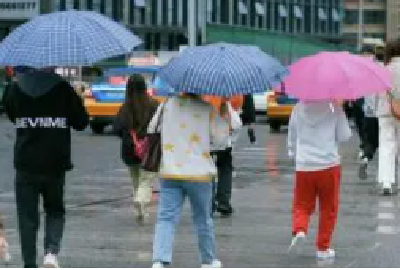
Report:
202,95,243,113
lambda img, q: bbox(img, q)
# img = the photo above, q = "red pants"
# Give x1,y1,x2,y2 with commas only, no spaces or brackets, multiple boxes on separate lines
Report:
292,166,341,250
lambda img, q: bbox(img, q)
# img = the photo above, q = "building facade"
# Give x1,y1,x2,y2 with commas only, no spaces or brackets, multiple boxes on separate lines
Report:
0,0,40,40
1,0,344,51
46,0,344,50
343,0,400,45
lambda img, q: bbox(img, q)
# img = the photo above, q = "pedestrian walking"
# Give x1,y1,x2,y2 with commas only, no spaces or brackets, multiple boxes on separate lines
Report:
287,101,352,259
358,46,380,180
150,94,223,268
208,96,243,217
240,95,257,144
2,67,89,268
113,74,158,223
377,39,400,195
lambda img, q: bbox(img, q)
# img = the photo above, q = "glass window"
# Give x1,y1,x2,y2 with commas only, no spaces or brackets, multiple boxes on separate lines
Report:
239,0,248,14
162,0,168,25
100,0,105,13
130,0,135,24
345,10,358,24
294,5,302,18
74,0,80,9
154,33,161,51
266,0,271,29
87,0,93,10
257,15,263,28
168,33,175,50
364,10,386,24
241,14,247,26
274,2,279,31
318,7,327,20
112,0,123,21
332,8,340,22
211,0,217,23
255,1,264,15
152,0,158,25
172,0,178,25
279,4,288,18
221,0,229,24
139,7,146,24
314,5,319,33
60,0,66,10
183,0,188,26
145,33,152,50
250,0,256,27
134,0,145,7
233,0,238,24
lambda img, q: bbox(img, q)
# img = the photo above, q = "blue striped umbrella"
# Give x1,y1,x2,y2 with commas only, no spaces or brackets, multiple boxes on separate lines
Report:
0,10,141,67
157,43,288,97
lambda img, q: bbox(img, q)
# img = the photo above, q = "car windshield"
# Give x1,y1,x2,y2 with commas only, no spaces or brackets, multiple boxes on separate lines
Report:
94,73,155,85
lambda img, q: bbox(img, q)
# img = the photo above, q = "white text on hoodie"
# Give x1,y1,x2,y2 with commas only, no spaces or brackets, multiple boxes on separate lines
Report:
15,117,67,129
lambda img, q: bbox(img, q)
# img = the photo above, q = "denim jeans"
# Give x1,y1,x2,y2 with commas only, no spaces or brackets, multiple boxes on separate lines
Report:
152,179,217,265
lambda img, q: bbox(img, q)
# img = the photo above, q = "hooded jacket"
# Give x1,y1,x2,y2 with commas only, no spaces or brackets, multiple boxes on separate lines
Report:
288,102,352,171
2,69,89,174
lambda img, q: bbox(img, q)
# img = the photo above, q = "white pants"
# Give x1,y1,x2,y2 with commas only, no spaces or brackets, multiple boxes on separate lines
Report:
129,165,156,205
378,117,400,188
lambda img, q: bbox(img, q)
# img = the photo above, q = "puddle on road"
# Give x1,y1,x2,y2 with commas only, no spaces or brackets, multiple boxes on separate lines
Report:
377,213,396,220
378,201,396,208
376,225,398,235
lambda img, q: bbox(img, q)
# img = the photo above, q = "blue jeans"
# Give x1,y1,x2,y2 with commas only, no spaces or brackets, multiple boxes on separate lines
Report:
152,179,217,265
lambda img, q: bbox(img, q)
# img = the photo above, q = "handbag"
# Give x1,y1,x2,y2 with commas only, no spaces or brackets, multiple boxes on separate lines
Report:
388,91,400,121
141,102,166,172
129,130,149,160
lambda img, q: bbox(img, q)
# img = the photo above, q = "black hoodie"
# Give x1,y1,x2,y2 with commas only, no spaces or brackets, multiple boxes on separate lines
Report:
3,70,89,174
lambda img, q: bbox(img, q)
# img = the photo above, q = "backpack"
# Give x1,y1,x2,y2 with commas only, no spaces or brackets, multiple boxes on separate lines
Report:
130,130,149,160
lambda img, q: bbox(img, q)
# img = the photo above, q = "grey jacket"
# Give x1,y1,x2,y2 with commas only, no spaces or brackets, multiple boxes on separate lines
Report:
288,102,352,171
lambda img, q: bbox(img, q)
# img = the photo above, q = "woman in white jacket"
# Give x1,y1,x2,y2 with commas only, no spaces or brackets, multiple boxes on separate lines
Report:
377,40,400,195
287,101,352,259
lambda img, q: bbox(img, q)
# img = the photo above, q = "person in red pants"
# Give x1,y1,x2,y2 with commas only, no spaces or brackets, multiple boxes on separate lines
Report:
287,101,352,260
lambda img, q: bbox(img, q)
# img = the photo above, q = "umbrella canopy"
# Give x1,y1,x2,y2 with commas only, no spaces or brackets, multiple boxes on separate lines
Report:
0,10,142,67
157,43,288,97
282,51,391,100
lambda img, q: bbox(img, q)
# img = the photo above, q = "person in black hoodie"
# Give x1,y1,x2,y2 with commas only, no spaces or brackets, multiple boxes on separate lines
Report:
2,67,89,268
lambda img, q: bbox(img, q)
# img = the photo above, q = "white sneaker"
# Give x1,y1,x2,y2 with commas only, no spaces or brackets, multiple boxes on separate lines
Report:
316,248,335,259
43,253,59,268
201,260,222,268
152,262,164,268
288,231,306,252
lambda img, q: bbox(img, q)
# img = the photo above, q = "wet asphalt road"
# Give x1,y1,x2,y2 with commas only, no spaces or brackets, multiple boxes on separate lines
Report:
1,114,400,268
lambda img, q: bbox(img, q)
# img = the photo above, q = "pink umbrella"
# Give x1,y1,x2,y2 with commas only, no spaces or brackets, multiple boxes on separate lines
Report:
282,51,391,100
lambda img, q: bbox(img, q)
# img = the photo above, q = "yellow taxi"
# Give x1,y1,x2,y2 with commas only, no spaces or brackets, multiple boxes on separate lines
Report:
84,66,170,134
266,91,297,132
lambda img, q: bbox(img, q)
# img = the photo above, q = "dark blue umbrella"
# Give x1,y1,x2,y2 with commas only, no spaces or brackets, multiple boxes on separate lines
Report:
157,43,288,97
